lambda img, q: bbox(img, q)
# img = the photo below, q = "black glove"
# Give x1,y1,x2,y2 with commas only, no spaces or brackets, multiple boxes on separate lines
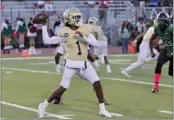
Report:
151,53,156,58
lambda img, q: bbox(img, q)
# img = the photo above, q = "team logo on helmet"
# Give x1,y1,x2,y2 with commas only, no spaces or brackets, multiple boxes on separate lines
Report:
64,33,69,37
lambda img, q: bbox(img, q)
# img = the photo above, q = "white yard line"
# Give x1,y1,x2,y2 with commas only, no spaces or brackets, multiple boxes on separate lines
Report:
109,59,132,62
159,110,173,114
1,101,74,119
5,71,12,74
2,67,173,88
110,112,123,116
1,54,136,61
26,61,167,68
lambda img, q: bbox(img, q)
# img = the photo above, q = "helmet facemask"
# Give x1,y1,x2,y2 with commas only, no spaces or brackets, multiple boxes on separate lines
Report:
71,15,83,27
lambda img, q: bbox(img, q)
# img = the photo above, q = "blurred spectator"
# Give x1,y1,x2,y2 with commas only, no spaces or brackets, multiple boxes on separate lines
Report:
139,1,147,19
1,19,12,54
36,24,43,48
54,18,64,36
45,0,55,16
136,17,146,34
38,0,45,8
98,1,108,23
87,1,96,8
139,0,145,8
119,21,131,54
1,5,5,10
27,17,37,55
15,17,27,52
149,0,158,7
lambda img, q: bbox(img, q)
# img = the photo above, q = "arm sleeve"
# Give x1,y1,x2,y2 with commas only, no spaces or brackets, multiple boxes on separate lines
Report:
42,25,66,44
92,26,97,33
84,33,100,48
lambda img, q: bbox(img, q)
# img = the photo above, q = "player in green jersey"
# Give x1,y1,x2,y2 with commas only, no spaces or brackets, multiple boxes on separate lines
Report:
149,12,173,93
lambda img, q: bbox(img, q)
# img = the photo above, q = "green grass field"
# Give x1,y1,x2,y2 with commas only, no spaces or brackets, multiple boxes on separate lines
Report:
1,54,173,120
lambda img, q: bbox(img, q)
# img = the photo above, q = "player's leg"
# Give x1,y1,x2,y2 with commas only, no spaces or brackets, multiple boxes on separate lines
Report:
151,50,169,92
3,36,11,54
168,56,173,76
28,37,36,55
18,33,25,52
76,72,109,105
38,67,76,118
77,62,112,117
122,38,125,54
54,54,63,105
125,38,129,54
122,42,148,77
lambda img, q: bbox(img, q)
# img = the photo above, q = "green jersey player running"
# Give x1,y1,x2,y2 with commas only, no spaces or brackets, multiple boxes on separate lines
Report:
149,12,173,93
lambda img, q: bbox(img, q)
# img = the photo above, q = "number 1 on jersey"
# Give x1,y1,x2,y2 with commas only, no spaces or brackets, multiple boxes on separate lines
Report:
76,41,82,55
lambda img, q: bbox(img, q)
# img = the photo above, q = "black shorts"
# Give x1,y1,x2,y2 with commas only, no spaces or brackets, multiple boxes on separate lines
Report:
157,50,169,65
157,49,173,76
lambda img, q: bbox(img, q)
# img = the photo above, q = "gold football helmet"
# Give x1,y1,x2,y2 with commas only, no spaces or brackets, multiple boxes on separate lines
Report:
88,17,98,25
63,8,83,27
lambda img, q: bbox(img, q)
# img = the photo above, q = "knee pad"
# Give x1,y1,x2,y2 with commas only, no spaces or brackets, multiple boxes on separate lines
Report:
155,63,162,74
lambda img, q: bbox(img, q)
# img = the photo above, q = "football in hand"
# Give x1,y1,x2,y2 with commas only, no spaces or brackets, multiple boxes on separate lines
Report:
32,12,49,24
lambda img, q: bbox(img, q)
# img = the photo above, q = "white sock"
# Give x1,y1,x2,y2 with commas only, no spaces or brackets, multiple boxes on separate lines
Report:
43,100,49,107
125,62,142,72
106,64,111,69
99,54,104,64
99,103,105,111
56,64,62,68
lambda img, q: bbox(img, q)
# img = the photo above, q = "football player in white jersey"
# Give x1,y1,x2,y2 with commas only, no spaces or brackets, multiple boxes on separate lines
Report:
37,8,112,118
121,19,160,77
88,17,112,73
54,43,109,105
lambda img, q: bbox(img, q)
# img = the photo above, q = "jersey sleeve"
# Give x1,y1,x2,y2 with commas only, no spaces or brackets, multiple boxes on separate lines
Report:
92,26,98,33
42,25,66,44
84,33,100,47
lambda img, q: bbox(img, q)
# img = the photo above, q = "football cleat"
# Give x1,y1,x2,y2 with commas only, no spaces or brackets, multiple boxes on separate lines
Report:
37,103,46,118
99,110,112,117
121,70,131,77
107,66,112,74
151,88,158,93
